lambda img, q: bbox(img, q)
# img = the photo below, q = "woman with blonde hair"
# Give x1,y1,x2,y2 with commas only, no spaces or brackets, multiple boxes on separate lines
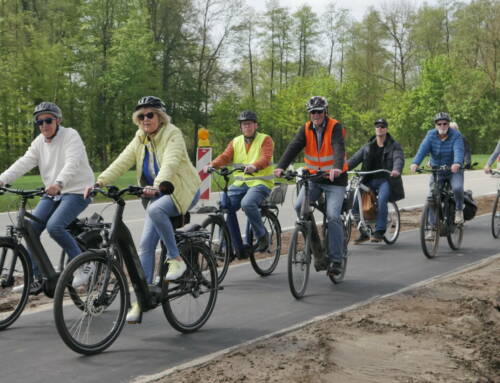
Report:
89,96,200,322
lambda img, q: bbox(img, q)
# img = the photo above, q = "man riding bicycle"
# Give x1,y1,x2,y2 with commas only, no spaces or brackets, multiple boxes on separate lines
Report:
203,110,274,258
484,140,500,174
348,118,405,243
274,96,348,276
410,112,465,224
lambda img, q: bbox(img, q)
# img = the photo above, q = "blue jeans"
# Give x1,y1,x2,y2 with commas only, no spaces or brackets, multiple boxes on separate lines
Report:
28,194,91,278
139,190,200,284
294,182,345,263
428,170,464,210
221,184,271,255
352,178,391,233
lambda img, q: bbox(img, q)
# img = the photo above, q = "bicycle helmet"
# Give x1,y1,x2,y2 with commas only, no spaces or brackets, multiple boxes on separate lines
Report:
135,96,166,112
434,112,450,123
374,118,388,127
237,110,258,122
33,102,62,120
306,96,328,112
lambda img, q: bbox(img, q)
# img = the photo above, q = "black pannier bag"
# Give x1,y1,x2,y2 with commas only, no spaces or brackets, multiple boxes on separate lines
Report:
463,190,477,221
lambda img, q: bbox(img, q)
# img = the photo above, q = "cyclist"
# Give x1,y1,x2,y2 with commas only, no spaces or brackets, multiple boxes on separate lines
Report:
484,140,500,174
87,96,200,322
274,96,348,276
449,122,472,169
347,118,405,243
0,102,94,293
410,112,465,224
202,110,274,258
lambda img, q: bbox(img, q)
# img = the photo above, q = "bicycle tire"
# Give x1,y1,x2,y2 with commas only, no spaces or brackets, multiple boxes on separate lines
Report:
0,240,31,330
492,193,500,239
329,216,350,284
383,201,401,245
201,215,231,284
420,202,440,259
162,240,218,333
53,251,128,355
249,209,281,276
287,226,311,299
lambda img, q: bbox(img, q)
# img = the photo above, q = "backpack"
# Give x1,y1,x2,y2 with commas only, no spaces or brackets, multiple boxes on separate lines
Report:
463,190,477,221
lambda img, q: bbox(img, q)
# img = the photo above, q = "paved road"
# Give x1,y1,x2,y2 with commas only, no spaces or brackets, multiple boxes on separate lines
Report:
1,213,499,382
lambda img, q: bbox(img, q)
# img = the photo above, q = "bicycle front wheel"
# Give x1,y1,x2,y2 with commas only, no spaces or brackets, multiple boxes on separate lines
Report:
53,252,128,355
447,216,463,250
420,202,440,259
162,240,218,333
383,201,401,244
287,226,311,299
0,241,31,330
492,193,500,238
249,209,281,276
201,215,231,284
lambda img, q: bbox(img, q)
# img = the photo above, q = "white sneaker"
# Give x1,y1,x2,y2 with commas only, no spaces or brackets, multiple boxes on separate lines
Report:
72,263,96,288
126,302,142,324
165,259,187,280
12,279,43,295
425,232,435,241
455,210,464,225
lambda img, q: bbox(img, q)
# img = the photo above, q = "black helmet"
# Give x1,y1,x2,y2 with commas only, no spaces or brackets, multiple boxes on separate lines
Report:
374,118,388,127
306,96,328,112
33,102,62,120
135,96,166,112
434,112,450,123
237,110,257,122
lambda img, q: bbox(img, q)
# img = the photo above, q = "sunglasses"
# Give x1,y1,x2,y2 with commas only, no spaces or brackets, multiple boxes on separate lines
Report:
35,117,55,127
138,112,155,121
375,125,387,129
310,110,324,115
436,122,449,126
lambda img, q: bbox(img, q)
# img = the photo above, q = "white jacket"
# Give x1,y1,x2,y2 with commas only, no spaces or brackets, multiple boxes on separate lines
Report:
0,126,94,194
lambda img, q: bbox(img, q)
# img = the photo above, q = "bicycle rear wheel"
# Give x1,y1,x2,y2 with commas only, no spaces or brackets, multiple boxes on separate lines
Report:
420,202,440,259
53,252,128,355
249,209,281,276
287,226,311,299
201,216,231,284
162,240,218,333
383,201,400,244
0,241,31,330
492,193,500,238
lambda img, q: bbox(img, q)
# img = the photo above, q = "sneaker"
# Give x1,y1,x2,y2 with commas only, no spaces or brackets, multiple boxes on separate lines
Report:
354,232,369,244
72,263,96,288
455,210,464,224
165,259,187,280
126,302,142,324
370,231,384,243
425,231,435,241
255,232,269,252
12,279,43,295
327,261,343,276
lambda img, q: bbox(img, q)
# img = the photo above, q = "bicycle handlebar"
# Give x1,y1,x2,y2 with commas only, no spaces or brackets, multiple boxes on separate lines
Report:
0,186,46,198
347,169,392,176
280,170,327,182
90,182,175,200
416,165,452,173
206,165,246,177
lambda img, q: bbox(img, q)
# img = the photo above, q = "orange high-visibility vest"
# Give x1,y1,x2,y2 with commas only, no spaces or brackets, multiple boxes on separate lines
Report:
304,118,348,174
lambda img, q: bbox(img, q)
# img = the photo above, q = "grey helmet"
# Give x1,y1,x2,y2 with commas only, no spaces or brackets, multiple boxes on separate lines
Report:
434,112,450,123
306,96,328,113
33,102,62,121
135,96,166,112
237,110,258,122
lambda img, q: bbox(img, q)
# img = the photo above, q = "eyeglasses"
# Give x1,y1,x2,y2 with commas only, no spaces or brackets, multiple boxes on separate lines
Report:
436,122,449,126
35,117,55,127
310,110,324,115
138,112,155,121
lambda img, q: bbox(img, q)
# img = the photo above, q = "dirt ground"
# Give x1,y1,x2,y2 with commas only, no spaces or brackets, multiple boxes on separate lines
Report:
136,194,499,383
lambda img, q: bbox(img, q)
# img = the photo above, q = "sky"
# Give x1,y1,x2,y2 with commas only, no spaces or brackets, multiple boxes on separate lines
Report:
250,0,440,21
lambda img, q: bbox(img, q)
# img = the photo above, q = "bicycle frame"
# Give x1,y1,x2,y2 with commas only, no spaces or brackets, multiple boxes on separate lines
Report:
427,168,456,236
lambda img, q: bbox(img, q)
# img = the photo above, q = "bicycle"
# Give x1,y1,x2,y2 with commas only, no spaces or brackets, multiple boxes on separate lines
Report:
417,166,464,258
0,186,106,330
53,184,218,355
490,169,500,238
344,169,401,244
283,170,350,299
200,166,282,283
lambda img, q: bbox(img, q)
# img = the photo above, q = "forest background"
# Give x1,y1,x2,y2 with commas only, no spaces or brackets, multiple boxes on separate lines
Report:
0,0,498,171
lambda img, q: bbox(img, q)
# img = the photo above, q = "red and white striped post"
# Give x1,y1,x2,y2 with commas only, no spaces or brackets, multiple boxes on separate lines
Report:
196,128,212,200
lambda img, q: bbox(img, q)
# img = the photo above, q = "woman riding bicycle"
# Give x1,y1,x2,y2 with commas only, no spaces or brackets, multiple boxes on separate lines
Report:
87,96,200,322
0,102,95,293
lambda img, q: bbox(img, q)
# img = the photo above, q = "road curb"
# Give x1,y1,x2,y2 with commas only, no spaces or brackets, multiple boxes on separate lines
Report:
131,252,500,383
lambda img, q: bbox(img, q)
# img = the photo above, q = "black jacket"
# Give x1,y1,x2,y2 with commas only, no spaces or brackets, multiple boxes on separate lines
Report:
348,133,405,202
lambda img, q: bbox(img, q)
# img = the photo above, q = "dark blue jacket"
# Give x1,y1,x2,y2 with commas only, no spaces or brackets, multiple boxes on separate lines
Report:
412,128,464,167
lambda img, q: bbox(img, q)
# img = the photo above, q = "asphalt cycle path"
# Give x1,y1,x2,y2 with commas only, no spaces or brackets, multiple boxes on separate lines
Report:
0,213,498,383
